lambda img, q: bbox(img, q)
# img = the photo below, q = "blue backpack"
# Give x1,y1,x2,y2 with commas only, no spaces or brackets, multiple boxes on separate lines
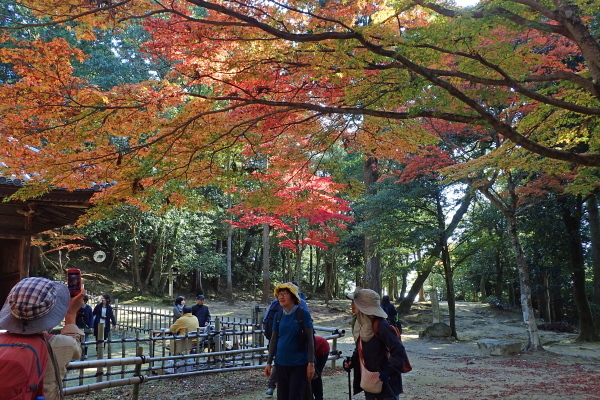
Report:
262,299,282,340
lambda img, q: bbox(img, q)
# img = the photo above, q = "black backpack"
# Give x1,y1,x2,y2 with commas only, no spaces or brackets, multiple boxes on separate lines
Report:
262,299,282,340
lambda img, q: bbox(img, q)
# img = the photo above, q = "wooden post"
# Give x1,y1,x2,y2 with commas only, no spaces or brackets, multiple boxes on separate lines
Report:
168,270,174,298
430,289,441,323
132,346,144,400
96,323,104,384
150,303,155,331
113,298,119,323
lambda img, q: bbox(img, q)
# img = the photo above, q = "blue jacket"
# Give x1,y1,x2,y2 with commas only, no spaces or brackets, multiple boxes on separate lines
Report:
191,304,211,327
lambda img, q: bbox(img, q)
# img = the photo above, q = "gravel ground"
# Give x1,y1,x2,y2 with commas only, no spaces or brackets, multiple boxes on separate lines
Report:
68,300,600,400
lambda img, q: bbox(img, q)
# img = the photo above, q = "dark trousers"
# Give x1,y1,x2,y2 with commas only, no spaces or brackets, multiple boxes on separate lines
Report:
277,364,308,400
310,354,328,400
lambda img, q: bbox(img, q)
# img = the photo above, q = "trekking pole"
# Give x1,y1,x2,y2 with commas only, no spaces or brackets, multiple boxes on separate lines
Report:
345,356,352,400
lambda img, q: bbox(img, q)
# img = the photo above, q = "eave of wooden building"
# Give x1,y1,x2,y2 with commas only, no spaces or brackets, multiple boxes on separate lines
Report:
0,178,99,304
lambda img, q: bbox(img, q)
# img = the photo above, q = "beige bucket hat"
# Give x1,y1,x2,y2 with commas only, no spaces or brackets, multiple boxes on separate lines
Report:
347,288,388,318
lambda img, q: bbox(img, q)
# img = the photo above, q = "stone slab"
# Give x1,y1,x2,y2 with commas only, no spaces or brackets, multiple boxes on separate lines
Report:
477,338,522,356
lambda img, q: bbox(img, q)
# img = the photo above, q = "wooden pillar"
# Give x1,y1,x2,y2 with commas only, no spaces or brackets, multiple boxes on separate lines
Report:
0,237,29,304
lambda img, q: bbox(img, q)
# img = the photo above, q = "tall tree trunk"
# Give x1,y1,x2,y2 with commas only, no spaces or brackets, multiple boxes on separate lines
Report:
295,245,304,286
262,224,270,304
364,156,382,293
130,216,144,295
398,265,433,314
586,193,600,304
435,192,457,338
494,251,503,300
400,270,408,300
479,175,542,351
538,272,551,323
398,191,473,314
324,252,334,305
480,273,488,302
309,246,314,295
506,213,542,351
226,223,234,305
560,195,599,342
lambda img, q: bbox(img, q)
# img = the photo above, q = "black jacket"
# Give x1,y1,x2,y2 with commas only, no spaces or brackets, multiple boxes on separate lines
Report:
92,304,117,340
351,318,408,397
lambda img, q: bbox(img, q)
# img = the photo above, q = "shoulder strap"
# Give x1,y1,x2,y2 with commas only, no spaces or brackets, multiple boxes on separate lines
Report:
275,309,284,324
296,306,304,331
372,317,382,337
373,317,401,340
43,334,64,400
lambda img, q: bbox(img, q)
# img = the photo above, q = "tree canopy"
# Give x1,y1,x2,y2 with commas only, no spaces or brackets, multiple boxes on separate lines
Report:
1,0,599,205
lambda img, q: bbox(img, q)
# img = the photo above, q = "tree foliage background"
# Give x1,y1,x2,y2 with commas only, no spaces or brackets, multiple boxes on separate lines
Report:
1,0,599,341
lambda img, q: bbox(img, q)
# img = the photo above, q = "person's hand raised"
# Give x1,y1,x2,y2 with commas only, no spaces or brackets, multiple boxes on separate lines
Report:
65,284,86,325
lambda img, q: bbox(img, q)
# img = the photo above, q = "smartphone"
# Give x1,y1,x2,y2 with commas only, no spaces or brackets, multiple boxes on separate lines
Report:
67,268,82,298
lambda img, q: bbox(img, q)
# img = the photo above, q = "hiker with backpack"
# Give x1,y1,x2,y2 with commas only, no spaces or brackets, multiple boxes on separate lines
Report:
76,295,94,359
0,276,85,400
264,282,315,400
311,335,330,400
343,288,408,400
380,295,402,334
263,283,309,397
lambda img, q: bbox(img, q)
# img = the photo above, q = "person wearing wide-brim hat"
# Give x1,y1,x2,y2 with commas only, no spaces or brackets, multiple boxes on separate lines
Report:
0,277,85,400
264,282,315,400
344,288,408,400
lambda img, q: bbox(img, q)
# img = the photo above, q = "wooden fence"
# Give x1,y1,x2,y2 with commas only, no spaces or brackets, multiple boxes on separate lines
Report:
62,302,346,399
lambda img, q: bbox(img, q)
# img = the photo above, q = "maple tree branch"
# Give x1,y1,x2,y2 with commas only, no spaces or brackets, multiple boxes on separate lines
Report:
355,41,600,166
522,71,600,97
412,44,600,112
189,94,482,124
187,0,356,41
145,1,600,166
409,0,570,39
0,0,132,29
411,0,600,81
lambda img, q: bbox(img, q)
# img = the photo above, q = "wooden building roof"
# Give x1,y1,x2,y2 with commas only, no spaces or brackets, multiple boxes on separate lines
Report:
0,178,97,237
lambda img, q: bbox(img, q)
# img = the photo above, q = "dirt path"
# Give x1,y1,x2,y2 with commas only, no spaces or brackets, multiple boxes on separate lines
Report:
222,300,600,400
71,299,600,400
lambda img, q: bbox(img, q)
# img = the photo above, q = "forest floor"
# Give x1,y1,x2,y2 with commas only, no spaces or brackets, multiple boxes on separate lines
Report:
70,299,600,400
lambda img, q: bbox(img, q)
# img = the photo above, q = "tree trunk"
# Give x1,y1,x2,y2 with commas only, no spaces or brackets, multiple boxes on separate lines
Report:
538,272,551,323
480,273,488,302
586,193,600,305
494,251,503,300
364,156,382,293
560,195,599,342
262,224,270,304
400,270,408,300
226,223,234,306
441,244,457,338
435,192,457,338
398,266,432,314
130,217,144,295
309,246,314,295
478,174,542,351
324,252,334,305
506,213,542,351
